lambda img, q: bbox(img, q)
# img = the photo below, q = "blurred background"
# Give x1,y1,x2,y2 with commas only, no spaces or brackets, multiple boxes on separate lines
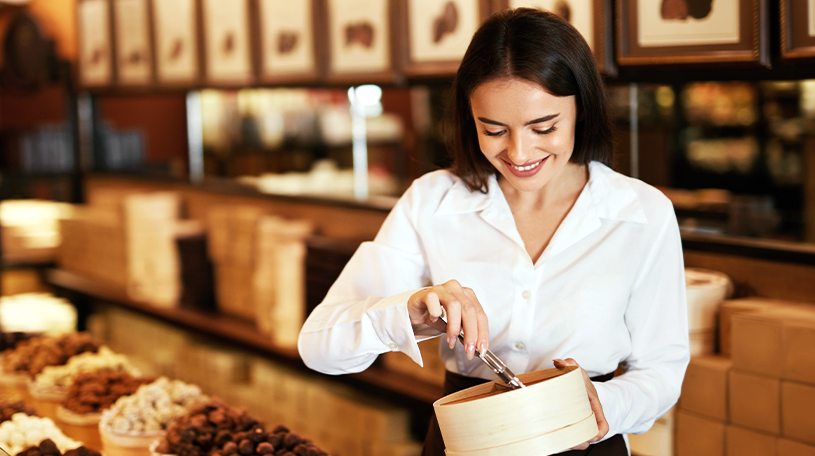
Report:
0,1,813,456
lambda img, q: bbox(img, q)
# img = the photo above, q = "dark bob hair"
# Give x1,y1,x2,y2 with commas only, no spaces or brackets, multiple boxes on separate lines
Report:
448,8,614,193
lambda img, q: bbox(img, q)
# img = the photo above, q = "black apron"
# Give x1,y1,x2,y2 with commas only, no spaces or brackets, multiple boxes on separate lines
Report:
422,370,628,456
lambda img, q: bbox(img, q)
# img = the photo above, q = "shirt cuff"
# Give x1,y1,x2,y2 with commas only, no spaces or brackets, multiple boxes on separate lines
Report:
593,380,622,442
366,289,425,367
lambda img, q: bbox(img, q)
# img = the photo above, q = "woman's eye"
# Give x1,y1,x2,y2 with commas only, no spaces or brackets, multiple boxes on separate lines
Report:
533,127,557,135
484,130,505,137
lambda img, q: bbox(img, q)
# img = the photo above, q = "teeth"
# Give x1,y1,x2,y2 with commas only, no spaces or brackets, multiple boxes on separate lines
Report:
513,160,542,172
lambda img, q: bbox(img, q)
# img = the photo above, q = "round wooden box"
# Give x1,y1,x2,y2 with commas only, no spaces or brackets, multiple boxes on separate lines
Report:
28,381,67,421
100,424,164,456
433,365,598,455
56,406,103,451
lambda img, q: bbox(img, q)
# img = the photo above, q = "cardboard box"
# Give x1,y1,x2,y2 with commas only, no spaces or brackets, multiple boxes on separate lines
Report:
689,330,716,356
726,425,778,456
778,438,815,456
719,299,773,357
731,306,815,377
680,355,732,421
781,381,815,445
782,318,815,386
729,370,780,434
675,411,724,456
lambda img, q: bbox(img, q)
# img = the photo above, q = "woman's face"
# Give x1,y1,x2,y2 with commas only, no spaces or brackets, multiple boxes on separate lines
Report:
470,77,578,194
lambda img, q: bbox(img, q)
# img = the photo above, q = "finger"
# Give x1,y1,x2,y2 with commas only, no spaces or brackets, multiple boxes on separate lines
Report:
426,292,442,322
570,442,590,451
436,288,461,349
462,288,489,352
459,301,479,360
588,394,610,442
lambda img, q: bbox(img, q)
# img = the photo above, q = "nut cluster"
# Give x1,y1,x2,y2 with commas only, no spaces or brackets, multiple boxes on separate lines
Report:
0,400,36,423
1,333,100,376
100,377,206,434
62,372,153,414
15,439,100,456
155,401,327,456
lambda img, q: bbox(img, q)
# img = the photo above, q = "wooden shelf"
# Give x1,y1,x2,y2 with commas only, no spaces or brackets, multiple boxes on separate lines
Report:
44,268,444,406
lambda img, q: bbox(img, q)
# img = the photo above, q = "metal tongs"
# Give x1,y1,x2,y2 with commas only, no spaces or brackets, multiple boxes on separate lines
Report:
438,320,526,389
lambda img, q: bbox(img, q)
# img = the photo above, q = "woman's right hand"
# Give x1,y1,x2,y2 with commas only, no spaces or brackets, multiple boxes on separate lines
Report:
407,280,489,360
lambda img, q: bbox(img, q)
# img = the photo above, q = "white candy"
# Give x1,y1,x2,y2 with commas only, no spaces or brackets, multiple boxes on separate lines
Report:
9,431,24,447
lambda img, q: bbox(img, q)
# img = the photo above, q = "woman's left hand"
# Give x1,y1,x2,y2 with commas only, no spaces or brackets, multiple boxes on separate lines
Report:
553,358,609,450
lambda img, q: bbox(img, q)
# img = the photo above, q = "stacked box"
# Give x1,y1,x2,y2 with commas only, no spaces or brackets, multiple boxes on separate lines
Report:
254,216,313,348
58,208,128,288
671,301,815,456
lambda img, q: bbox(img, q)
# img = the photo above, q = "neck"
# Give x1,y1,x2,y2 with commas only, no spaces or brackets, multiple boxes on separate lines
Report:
499,162,589,211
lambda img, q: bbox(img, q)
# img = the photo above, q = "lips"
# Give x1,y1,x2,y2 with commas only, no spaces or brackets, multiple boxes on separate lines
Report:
503,156,548,177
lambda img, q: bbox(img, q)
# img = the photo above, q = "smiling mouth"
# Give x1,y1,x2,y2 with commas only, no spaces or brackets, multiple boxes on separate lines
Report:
506,157,547,172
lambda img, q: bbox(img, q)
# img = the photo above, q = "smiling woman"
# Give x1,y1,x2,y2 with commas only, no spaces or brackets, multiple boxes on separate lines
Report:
299,8,689,456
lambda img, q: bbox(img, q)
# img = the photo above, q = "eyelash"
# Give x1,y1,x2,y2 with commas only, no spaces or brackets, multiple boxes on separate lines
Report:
483,127,557,137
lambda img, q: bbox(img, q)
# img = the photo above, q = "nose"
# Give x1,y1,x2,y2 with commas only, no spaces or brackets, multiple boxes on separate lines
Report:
506,132,533,165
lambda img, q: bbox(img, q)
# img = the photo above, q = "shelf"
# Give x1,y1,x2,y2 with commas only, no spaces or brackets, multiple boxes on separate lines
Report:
43,268,444,407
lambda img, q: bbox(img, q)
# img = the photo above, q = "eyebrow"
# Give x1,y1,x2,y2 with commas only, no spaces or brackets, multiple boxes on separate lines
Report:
477,114,560,127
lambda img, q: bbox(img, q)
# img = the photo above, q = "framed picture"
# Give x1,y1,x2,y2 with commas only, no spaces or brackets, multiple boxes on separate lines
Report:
77,0,114,87
400,0,490,77
781,0,815,59
112,0,153,86
323,0,397,83
201,0,254,85
151,0,200,85
505,0,615,75
256,0,319,83
617,0,769,67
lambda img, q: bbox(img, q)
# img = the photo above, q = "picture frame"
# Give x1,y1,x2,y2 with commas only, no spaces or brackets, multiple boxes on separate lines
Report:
400,0,491,78
616,0,769,67
322,0,399,84
112,0,154,86
255,0,320,84
201,0,255,85
781,0,815,59
503,0,615,76
77,0,114,87
151,0,201,86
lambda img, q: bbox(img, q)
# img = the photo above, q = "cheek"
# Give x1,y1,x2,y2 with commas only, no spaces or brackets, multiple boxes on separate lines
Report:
477,137,502,159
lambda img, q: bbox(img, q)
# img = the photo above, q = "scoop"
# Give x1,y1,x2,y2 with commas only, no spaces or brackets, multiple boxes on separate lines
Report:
437,320,526,390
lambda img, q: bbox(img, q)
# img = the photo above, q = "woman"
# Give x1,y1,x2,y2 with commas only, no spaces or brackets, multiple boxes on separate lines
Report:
299,8,689,455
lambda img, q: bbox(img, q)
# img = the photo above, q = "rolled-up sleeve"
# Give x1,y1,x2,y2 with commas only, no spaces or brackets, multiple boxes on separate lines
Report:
298,184,436,375
593,208,690,438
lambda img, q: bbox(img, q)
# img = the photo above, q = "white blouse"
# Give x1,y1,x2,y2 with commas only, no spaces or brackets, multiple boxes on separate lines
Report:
299,161,690,439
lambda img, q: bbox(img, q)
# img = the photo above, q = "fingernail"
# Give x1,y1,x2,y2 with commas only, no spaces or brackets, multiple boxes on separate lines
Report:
430,316,437,323
478,341,487,353
466,342,475,360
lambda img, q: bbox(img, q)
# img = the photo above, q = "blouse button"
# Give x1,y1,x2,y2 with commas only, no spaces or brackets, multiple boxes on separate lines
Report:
388,342,398,349
522,290,531,299
515,342,525,350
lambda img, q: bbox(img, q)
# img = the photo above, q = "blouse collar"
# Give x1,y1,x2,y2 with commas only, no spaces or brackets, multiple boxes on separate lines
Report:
435,161,648,225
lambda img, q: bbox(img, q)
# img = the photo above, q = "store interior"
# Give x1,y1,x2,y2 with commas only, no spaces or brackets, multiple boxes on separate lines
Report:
0,1,814,456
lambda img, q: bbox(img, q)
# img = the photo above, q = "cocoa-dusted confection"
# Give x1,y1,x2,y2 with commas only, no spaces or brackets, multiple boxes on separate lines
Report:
14,440,99,456
0,399,36,423
62,371,153,414
158,401,327,456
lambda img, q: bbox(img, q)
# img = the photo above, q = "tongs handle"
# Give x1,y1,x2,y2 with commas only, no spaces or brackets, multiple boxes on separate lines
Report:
437,320,526,389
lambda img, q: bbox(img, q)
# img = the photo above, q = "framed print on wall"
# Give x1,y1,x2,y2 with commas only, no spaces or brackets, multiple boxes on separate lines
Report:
256,0,319,83
617,0,769,67
781,0,815,59
77,0,113,87
401,0,490,77
506,0,615,75
324,0,396,83
112,0,153,86
201,0,254,85
151,0,200,85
